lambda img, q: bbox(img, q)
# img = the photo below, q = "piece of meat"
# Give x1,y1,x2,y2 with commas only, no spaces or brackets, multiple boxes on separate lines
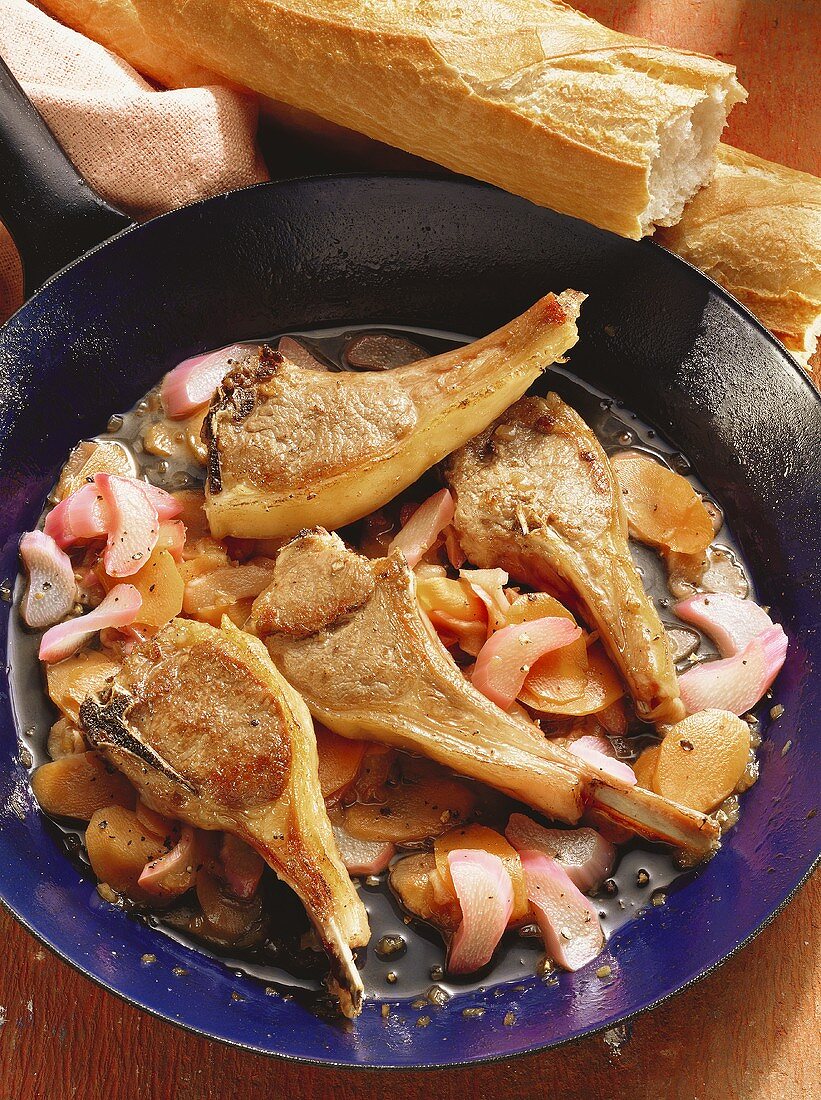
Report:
250,531,719,859
202,292,584,538
79,616,368,1017
445,394,684,724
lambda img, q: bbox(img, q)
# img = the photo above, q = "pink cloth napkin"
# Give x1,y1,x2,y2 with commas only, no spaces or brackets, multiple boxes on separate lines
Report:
0,0,268,323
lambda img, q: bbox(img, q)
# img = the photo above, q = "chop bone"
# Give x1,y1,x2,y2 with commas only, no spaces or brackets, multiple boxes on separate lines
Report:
250,531,719,859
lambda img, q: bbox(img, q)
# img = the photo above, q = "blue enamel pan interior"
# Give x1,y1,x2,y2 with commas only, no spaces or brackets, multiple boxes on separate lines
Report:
0,176,818,1068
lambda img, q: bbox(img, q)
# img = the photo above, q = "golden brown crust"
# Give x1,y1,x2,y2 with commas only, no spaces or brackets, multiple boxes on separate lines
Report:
120,0,743,238
658,145,821,371
36,0,222,88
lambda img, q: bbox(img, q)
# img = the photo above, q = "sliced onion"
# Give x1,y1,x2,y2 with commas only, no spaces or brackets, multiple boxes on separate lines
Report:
460,567,511,632
161,343,252,419
674,592,775,658
137,825,196,894
447,849,514,974
567,735,637,788
219,834,265,899
332,824,395,877
95,474,160,577
389,488,455,569
505,813,615,894
472,616,582,710
519,849,604,971
39,584,142,663
678,625,788,716
20,531,77,629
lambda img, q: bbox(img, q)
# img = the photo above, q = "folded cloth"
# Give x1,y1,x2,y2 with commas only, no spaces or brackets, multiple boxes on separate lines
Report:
0,0,268,323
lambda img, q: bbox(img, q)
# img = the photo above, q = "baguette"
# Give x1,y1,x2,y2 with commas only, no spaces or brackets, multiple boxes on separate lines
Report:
658,145,821,373
35,0,219,89
118,0,744,239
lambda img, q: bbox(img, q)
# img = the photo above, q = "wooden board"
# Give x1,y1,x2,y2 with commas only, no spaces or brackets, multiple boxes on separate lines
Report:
1,3,818,1098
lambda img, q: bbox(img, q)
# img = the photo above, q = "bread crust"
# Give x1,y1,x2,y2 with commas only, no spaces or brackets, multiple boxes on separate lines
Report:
115,0,743,238
659,145,821,371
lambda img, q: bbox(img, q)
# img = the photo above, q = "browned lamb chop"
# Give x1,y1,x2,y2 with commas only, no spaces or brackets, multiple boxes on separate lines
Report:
80,616,369,1017
446,393,684,724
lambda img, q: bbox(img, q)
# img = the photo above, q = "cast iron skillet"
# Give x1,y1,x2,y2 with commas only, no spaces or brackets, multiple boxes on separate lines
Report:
0,59,818,1069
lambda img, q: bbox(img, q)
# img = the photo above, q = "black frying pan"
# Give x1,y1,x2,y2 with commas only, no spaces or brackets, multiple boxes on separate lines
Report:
0,56,818,1067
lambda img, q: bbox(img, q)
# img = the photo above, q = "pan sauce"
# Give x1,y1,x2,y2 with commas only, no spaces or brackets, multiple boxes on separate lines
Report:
10,323,759,1008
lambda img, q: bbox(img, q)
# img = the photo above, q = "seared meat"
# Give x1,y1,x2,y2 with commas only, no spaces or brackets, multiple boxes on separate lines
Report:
79,617,368,1017
250,531,718,859
203,292,584,538
445,395,684,724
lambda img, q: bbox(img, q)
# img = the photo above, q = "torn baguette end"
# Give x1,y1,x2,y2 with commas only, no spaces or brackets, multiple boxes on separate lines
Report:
641,79,747,236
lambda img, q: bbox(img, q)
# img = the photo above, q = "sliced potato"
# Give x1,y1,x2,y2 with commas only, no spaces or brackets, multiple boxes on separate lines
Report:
46,650,121,724
389,851,461,933
56,440,135,499
505,591,575,624
633,743,662,791
416,576,485,622
86,805,167,902
343,775,475,844
315,724,367,800
520,640,622,715
32,752,135,820
98,548,184,630
655,710,751,812
611,451,713,555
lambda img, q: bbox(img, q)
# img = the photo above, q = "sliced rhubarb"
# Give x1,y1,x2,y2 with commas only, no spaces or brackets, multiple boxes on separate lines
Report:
520,849,604,971
678,625,788,715
389,488,455,569
39,584,142,663
20,530,76,629
472,616,581,710
505,813,615,894
674,592,776,658
447,849,514,974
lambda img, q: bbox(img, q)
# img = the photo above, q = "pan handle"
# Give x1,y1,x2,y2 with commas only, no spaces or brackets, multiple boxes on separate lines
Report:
0,56,133,298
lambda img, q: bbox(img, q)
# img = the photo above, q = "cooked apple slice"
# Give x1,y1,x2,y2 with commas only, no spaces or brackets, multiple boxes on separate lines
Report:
203,291,584,538
445,394,684,724
79,616,369,1017
250,531,719,859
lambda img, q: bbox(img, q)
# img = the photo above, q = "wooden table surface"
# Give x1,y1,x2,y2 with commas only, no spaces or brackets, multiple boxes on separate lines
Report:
1,4,818,1099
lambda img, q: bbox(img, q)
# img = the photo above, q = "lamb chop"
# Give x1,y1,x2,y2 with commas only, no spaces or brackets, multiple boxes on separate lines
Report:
445,394,684,724
203,291,584,538
79,616,369,1017
249,530,718,859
